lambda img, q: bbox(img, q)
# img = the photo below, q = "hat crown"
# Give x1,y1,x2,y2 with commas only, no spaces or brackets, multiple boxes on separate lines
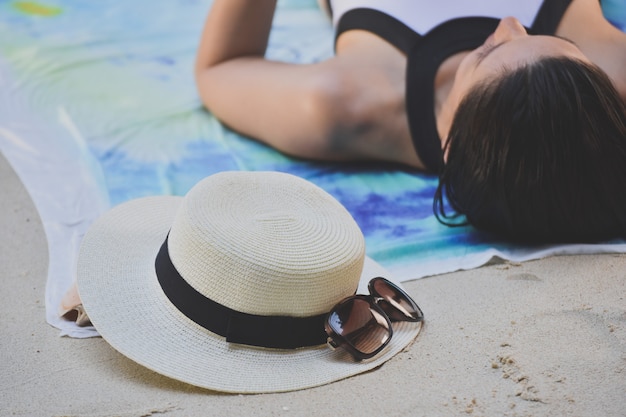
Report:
167,171,365,317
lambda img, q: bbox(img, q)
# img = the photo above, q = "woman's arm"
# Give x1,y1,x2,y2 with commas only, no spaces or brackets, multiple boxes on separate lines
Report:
194,0,349,160
194,1,423,167
195,0,277,71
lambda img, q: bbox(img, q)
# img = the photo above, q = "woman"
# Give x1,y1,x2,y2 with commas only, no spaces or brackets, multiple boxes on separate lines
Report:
195,0,626,243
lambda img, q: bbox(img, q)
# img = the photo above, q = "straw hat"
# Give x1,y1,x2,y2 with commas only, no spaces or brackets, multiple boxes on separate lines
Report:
77,171,422,393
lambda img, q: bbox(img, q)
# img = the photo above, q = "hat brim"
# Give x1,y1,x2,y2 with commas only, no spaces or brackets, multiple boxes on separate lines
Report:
77,195,422,394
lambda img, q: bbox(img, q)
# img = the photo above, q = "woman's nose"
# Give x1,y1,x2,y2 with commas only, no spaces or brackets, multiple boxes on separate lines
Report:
493,16,527,42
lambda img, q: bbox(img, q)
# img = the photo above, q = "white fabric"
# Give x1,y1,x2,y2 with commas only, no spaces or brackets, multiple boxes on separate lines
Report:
330,0,545,33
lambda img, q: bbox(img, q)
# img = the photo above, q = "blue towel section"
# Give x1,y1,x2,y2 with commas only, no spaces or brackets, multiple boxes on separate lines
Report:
0,0,625,337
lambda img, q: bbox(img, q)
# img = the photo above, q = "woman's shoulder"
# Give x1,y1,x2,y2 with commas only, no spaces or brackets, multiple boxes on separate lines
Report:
557,0,626,101
558,0,620,38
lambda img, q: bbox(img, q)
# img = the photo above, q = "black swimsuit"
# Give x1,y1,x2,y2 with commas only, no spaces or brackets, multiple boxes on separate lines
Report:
330,0,573,171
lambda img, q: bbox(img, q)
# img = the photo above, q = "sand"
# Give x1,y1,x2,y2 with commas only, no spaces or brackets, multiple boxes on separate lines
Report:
1,151,625,417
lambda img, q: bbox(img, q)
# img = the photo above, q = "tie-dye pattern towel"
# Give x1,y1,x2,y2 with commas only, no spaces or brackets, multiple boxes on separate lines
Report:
1,0,624,337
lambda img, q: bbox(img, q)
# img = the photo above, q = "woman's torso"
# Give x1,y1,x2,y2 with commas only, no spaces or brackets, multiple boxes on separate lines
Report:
325,0,575,171
329,0,546,37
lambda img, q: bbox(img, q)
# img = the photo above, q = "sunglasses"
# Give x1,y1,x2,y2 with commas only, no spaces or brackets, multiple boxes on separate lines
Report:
325,277,423,361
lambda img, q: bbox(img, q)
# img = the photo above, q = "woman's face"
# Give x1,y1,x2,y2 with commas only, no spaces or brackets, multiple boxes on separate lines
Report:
447,17,590,111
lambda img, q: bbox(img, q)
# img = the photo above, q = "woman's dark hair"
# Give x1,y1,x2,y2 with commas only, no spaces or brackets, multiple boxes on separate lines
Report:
435,57,626,243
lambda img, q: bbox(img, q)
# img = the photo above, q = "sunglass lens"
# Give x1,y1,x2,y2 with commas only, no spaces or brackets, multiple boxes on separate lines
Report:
369,277,423,322
327,297,392,357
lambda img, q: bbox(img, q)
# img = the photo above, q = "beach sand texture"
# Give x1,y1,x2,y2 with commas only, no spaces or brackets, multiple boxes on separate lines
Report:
2,152,625,416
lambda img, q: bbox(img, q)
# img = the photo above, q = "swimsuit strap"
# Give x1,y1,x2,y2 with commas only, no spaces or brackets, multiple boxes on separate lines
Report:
331,0,573,172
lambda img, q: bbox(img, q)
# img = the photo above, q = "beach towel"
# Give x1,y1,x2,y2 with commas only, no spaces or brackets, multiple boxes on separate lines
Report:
1,0,625,338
